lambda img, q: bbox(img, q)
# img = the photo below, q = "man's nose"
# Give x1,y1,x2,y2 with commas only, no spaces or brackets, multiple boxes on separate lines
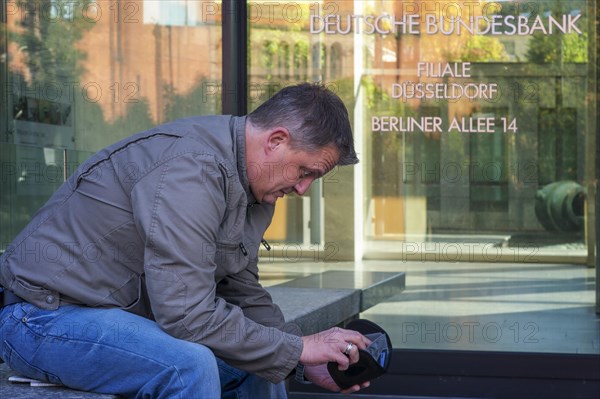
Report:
294,177,315,196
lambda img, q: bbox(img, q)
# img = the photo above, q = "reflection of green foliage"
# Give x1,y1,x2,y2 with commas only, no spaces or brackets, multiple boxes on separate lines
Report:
451,36,509,62
446,128,465,156
11,0,95,83
111,100,153,135
561,33,588,63
538,108,577,184
331,77,355,113
73,96,154,151
527,33,588,63
251,28,309,81
526,0,588,64
261,40,278,79
293,41,308,80
421,23,509,63
162,79,220,121
527,33,561,63
361,76,389,111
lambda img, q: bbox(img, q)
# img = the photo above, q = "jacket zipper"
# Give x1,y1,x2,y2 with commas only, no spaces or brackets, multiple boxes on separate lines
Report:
239,243,248,256
261,239,271,251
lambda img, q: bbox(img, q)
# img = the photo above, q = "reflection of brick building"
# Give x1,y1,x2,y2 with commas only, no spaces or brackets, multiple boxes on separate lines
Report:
6,0,222,126
83,0,222,123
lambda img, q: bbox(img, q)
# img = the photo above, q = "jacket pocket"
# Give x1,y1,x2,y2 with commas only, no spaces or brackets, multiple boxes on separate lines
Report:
12,279,60,311
94,274,140,308
214,241,248,278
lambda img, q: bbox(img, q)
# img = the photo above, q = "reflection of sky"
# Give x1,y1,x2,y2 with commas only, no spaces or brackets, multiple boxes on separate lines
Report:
50,0,74,20
143,0,198,26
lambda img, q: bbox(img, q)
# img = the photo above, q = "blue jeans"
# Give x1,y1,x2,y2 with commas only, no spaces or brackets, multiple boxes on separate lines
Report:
0,302,287,398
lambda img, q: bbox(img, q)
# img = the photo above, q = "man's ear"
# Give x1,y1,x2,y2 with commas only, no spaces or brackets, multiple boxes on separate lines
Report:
266,127,291,152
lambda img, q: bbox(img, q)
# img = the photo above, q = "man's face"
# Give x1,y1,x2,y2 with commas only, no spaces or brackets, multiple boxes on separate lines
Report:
249,142,340,205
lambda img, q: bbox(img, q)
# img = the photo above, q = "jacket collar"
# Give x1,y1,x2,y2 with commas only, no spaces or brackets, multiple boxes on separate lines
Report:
231,116,258,205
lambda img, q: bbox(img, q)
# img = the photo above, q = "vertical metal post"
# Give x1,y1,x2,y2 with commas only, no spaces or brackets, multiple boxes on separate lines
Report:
309,40,323,245
1,1,8,142
596,102,599,314
222,0,247,116
595,0,600,314
63,149,68,182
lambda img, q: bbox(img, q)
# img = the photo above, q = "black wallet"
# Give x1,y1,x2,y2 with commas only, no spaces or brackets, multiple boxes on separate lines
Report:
327,319,392,389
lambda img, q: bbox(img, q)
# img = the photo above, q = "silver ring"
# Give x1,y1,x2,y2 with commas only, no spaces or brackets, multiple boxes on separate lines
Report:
343,342,353,356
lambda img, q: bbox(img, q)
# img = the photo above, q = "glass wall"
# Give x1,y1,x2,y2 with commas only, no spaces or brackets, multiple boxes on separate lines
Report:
357,0,595,264
1,0,222,247
247,0,597,357
249,0,596,264
4,1,592,262
1,0,597,357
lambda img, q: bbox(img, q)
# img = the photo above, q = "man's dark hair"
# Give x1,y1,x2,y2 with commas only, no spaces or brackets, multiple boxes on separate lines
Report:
247,83,359,166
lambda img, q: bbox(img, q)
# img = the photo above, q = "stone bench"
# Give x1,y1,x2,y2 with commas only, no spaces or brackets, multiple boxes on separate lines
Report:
0,363,116,398
1,270,405,397
268,270,406,334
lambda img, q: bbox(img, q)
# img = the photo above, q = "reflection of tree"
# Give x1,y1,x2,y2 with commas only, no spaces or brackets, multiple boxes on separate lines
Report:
252,29,309,81
528,30,588,64
8,0,96,132
525,0,587,190
455,35,509,62
420,33,509,63
162,79,220,121
80,78,219,151
261,40,278,80
526,0,588,64
10,0,94,86
293,41,308,80
112,100,154,137
417,0,509,63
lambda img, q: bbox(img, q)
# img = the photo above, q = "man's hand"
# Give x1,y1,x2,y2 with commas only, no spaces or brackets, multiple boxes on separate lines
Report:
303,363,371,394
300,327,371,370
